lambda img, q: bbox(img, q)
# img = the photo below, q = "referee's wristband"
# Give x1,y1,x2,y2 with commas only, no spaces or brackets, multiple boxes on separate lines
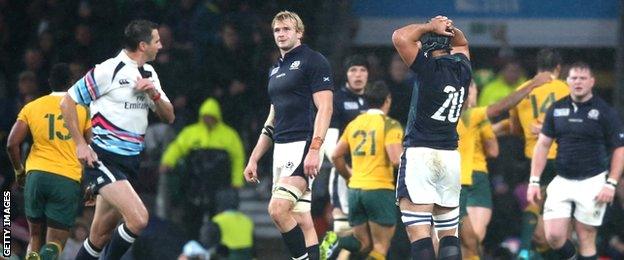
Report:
151,92,161,102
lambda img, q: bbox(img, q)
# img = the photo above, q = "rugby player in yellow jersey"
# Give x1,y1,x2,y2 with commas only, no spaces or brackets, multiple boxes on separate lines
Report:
6,63,91,260
467,123,498,238
508,49,569,260
458,71,553,259
321,82,403,260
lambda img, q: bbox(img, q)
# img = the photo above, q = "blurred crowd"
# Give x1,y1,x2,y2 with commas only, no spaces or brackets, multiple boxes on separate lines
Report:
2,0,624,259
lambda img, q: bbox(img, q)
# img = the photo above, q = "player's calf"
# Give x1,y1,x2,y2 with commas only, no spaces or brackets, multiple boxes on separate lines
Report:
433,208,461,260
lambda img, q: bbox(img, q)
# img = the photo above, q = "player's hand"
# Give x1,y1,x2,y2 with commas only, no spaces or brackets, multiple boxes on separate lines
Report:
244,160,260,184
304,149,320,178
14,168,25,189
77,143,98,168
428,16,454,37
526,184,542,205
595,184,616,204
135,77,157,97
531,72,554,88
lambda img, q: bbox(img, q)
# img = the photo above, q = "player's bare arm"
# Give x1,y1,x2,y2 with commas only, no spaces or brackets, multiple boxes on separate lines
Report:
385,143,403,167
509,112,524,136
304,90,333,177
244,105,275,183
483,137,499,158
135,77,175,124
486,72,553,120
449,27,469,58
392,16,453,66
6,120,29,185
527,134,554,204
60,94,98,167
331,139,351,180
596,146,624,204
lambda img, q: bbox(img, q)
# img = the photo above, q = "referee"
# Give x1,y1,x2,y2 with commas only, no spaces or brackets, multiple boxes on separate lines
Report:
244,11,333,260
528,62,624,259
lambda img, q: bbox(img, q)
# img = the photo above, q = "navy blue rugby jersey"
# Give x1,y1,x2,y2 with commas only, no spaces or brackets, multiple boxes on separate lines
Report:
268,44,334,143
330,84,367,132
403,51,472,149
542,95,624,180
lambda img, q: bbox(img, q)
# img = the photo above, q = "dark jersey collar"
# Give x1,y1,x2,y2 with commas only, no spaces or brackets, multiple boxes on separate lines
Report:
567,94,596,107
341,84,363,97
281,44,308,60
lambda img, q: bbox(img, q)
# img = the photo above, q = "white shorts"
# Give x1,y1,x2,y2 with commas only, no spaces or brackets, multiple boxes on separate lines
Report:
272,141,320,212
543,172,607,226
396,147,461,207
329,167,349,214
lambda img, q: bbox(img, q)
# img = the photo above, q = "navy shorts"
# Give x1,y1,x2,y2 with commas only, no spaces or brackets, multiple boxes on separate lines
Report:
83,144,140,194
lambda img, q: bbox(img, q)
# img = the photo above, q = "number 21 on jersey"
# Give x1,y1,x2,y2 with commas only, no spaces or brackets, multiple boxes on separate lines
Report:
431,86,465,123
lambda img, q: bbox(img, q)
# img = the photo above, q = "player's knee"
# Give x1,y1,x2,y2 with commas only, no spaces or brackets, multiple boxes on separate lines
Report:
545,232,566,249
359,237,373,254
269,184,302,221
268,199,292,223
126,207,149,234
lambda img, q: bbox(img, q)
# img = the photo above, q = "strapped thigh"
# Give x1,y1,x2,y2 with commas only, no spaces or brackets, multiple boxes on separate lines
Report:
273,183,304,205
401,210,432,227
433,208,460,232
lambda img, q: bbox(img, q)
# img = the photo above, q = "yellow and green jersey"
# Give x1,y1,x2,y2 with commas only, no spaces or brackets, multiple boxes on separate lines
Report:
510,79,569,158
458,107,488,185
473,118,496,173
17,92,90,182
340,109,403,190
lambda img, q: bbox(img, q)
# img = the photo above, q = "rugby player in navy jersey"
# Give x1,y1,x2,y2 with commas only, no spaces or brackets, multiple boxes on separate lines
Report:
243,11,333,260
528,62,624,259
392,16,471,259
323,55,369,238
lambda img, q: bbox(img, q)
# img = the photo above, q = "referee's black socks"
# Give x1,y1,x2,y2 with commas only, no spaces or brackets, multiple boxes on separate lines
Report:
102,223,138,260
282,224,309,260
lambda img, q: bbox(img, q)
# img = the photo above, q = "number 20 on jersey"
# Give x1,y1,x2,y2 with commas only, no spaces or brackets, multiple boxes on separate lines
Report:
431,86,465,123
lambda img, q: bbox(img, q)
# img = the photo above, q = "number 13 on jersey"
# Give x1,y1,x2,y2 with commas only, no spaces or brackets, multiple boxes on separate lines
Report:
431,86,465,123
